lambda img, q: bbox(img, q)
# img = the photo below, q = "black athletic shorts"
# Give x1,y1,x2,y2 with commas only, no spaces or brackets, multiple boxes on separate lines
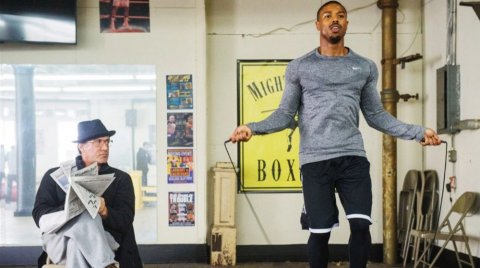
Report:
301,156,372,233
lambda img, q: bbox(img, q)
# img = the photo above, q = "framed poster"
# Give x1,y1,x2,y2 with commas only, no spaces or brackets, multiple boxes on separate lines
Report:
237,60,301,192
167,149,194,184
168,191,195,226
166,74,193,110
167,112,193,147
99,0,151,33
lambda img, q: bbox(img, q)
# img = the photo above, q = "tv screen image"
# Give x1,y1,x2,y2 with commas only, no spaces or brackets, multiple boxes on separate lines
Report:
0,0,77,44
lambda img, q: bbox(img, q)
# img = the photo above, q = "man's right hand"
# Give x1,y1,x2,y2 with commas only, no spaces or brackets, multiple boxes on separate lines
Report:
229,125,252,143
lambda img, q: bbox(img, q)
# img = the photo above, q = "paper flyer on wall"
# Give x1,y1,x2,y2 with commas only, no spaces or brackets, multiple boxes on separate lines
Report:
38,161,115,234
168,192,195,226
167,112,193,147
167,149,194,184
166,74,193,110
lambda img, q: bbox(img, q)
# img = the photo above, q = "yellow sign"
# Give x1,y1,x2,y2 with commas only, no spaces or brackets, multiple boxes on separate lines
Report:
238,60,301,192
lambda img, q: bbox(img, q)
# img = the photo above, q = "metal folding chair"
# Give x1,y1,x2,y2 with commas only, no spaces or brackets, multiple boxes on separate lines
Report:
409,170,439,265
410,191,478,268
399,169,422,265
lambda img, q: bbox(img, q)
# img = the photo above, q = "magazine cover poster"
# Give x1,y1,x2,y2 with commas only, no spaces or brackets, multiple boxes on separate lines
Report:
167,149,194,184
166,74,193,109
168,192,195,226
167,112,193,147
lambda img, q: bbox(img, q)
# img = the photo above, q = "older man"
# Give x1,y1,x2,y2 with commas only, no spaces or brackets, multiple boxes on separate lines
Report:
32,119,142,268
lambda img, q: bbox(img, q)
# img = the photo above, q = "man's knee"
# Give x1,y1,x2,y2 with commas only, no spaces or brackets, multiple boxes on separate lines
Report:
309,231,331,244
348,218,370,233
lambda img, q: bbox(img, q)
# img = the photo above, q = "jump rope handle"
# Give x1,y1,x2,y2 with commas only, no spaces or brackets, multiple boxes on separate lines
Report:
421,138,447,144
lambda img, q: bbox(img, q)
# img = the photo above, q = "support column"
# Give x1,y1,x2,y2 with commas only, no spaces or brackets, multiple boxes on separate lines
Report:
377,0,399,265
13,65,36,217
210,162,236,266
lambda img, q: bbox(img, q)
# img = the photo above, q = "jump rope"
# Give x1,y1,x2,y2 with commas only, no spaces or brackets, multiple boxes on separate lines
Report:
223,139,272,244
224,138,449,249
429,140,448,257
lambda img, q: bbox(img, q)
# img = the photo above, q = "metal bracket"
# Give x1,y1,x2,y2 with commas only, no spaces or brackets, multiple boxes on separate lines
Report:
394,53,423,69
460,1,480,20
381,54,423,69
448,149,457,163
399,93,419,102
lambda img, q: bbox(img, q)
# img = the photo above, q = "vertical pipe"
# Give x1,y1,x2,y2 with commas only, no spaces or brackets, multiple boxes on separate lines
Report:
446,0,457,65
377,0,399,265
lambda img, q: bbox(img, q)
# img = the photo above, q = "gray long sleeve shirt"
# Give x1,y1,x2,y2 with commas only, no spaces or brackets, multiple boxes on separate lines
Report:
247,48,424,166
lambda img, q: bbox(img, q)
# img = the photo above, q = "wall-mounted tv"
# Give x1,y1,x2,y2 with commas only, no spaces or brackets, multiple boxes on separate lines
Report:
0,0,77,44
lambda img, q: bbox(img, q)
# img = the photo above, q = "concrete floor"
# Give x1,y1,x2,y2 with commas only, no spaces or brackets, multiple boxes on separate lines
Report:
141,262,406,268
2,262,405,268
141,262,399,267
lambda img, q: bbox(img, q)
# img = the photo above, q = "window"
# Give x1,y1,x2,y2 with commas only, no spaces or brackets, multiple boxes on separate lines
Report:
0,64,157,245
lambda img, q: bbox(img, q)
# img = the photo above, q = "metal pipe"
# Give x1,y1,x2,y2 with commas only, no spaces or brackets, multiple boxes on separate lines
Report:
453,119,480,130
447,0,457,65
377,0,399,265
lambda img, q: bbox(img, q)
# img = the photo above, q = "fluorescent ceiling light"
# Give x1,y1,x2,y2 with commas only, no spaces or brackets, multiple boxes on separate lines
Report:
0,74,14,81
35,74,136,81
0,86,14,92
135,74,156,80
1,73,155,82
0,86,61,92
62,86,153,92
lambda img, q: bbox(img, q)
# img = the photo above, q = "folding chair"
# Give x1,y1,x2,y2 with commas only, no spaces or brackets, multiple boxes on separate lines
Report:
422,170,439,233
399,169,422,265
410,191,478,268
409,170,439,265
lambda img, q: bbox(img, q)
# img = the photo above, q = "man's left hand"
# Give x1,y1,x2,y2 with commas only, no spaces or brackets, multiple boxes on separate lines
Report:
421,128,442,146
98,197,109,219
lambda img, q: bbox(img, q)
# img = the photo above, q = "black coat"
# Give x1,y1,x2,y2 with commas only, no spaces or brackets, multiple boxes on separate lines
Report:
32,156,143,268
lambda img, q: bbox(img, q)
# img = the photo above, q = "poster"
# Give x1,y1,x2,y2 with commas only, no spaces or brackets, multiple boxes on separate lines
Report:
166,74,193,110
167,149,194,184
237,60,301,192
99,0,151,33
168,192,195,226
167,112,193,147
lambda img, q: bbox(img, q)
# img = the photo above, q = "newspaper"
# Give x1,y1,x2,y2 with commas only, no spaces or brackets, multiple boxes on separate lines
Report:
39,161,115,234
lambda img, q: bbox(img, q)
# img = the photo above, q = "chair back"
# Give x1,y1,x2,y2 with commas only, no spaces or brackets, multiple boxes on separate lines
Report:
398,170,421,229
423,170,438,192
421,170,439,230
403,170,421,191
451,191,477,215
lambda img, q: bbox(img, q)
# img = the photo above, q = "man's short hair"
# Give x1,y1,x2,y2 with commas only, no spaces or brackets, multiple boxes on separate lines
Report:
317,1,347,20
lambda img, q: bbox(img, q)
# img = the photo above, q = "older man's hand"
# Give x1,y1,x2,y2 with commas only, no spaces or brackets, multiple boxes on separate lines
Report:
98,197,109,219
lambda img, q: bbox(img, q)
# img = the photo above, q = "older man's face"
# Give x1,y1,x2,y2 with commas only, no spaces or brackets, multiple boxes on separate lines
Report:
78,136,111,166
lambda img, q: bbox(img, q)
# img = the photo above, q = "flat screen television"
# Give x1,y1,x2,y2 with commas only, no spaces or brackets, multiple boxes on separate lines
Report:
0,0,77,44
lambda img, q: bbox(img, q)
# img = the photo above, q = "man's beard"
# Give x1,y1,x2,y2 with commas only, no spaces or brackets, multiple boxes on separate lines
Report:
329,35,342,44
